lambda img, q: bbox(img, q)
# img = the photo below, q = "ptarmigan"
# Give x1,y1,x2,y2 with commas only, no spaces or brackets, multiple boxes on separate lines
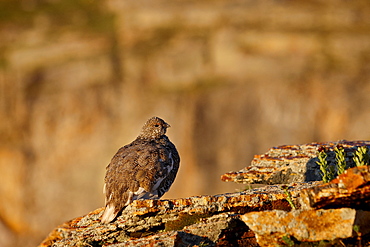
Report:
101,117,180,223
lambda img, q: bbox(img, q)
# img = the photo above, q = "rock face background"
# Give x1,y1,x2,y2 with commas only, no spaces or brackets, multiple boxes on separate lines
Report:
0,1,369,246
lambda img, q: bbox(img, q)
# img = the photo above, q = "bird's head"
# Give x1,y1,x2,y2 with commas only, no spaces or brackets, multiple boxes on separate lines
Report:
139,117,171,139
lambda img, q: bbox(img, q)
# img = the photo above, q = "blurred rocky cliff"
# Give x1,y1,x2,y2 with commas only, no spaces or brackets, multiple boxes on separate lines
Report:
0,0,369,246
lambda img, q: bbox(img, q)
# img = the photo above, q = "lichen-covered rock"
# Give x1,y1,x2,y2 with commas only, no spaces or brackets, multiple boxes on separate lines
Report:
239,165,370,246
300,165,370,210
182,213,239,242
221,140,370,184
108,231,213,247
241,208,370,247
39,182,317,246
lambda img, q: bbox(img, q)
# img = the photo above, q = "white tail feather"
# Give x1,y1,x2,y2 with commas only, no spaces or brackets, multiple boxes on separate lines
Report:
101,204,116,223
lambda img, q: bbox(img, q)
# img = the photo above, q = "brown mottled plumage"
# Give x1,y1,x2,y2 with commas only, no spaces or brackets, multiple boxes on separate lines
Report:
101,117,180,223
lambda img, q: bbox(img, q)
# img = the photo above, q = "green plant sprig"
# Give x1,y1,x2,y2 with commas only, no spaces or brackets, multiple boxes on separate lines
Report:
335,145,346,175
281,185,296,210
353,146,370,167
317,147,334,183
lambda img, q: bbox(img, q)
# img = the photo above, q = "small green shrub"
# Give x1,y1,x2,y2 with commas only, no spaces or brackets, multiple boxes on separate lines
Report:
281,235,295,246
317,147,334,183
353,146,370,167
335,145,346,175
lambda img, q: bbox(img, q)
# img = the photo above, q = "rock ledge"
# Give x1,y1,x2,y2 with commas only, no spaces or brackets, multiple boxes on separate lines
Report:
40,141,370,246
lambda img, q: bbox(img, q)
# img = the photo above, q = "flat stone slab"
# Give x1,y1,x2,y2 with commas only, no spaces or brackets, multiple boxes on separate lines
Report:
221,140,370,184
241,208,370,247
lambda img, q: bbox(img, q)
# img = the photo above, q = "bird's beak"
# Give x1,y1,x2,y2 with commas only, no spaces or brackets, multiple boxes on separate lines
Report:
166,123,171,128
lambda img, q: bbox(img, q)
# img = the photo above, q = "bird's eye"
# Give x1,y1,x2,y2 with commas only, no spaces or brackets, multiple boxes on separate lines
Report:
154,124,159,127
